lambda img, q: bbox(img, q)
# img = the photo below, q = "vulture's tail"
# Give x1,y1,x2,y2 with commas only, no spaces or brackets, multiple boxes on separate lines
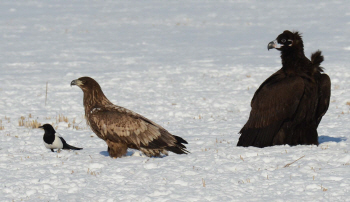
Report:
311,50,324,72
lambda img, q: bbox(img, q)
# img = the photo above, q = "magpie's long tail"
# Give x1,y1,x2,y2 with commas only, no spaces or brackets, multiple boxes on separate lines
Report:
60,137,83,150
64,144,83,150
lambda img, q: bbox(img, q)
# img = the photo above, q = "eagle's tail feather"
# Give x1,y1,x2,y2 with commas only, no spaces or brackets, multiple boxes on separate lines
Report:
167,146,189,155
174,135,188,144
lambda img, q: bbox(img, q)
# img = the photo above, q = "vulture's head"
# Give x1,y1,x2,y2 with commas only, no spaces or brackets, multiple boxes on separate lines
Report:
71,76,100,92
267,30,303,51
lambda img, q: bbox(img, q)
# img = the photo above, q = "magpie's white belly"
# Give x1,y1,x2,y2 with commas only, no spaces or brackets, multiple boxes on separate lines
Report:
44,135,63,149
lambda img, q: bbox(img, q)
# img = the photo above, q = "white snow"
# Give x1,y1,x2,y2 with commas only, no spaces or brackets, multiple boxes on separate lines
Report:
0,0,350,201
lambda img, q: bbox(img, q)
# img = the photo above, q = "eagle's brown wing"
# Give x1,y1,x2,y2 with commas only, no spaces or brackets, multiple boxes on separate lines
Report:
237,72,305,147
88,105,188,153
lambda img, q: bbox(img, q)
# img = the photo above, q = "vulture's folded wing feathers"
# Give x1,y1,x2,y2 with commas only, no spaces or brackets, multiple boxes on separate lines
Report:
238,74,305,147
248,74,305,128
316,74,331,126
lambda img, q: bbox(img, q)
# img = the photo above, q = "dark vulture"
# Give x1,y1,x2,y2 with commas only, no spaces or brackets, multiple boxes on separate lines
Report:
237,30,331,147
71,77,188,158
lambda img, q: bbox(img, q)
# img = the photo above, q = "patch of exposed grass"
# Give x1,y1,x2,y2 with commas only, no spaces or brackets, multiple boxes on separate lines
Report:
18,115,41,129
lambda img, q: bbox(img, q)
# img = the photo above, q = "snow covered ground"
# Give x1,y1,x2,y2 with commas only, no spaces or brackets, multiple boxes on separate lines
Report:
0,0,350,201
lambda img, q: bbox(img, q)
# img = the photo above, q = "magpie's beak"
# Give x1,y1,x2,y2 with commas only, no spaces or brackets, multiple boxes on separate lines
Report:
70,79,77,86
38,126,43,129
267,40,277,50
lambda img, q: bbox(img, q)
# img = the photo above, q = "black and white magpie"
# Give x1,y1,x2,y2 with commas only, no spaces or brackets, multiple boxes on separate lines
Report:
39,124,83,152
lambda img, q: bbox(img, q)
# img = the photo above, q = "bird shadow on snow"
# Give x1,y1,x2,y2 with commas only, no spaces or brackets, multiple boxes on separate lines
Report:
99,151,110,156
99,150,165,158
99,150,138,157
318,136,347,144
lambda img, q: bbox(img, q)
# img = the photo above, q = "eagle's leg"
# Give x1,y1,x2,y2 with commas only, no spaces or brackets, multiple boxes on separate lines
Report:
106,140,128,158
140,148,167,157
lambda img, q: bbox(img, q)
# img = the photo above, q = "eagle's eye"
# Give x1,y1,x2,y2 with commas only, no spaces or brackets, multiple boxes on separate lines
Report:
281,39,286,43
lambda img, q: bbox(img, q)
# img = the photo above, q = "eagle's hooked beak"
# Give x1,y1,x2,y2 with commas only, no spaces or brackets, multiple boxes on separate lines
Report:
70,79,77,87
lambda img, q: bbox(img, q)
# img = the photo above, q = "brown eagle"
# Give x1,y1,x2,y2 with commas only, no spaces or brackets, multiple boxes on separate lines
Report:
237,30,331,147
71,76,188,158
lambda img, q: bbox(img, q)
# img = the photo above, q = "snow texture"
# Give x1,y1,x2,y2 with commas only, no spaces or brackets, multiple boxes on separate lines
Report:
0,0,350,201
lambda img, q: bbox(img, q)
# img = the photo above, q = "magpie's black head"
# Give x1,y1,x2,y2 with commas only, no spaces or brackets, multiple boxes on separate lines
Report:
267,30,303,51
39,124,56,134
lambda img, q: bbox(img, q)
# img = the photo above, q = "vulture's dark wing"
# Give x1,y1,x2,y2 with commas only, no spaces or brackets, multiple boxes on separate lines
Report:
238,72,305,147
316,74,331,126
88,106,187,151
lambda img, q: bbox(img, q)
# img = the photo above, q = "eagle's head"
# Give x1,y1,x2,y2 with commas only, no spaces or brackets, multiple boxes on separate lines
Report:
71,76,100,91
71,76,111,107
267,30,303,51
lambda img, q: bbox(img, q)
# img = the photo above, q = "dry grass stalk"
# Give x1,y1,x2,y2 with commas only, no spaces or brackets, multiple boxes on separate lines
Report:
4,116,10,123
74,125,83,130
320,184,328,191
18,115,41,128
86,168,99,176
18,116,25,126
0,120,4,130
45,82,48,106
284,155,305,168
240,155,244,161
321,145,329,150
57,114,68,123
26,120,41,129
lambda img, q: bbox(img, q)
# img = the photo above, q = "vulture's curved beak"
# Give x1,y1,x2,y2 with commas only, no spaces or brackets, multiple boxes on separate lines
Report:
267,40,277,50
70,79,77,86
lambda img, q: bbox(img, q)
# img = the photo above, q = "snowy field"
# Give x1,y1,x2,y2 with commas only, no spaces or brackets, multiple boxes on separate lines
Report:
1,0,350,201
